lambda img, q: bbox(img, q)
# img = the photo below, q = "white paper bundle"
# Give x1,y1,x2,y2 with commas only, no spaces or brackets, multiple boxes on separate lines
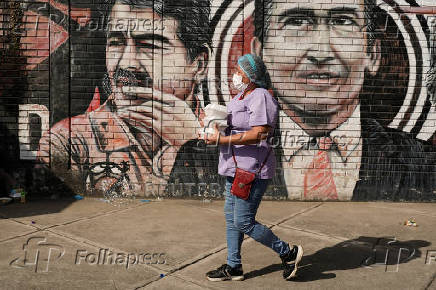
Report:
201,104,228,135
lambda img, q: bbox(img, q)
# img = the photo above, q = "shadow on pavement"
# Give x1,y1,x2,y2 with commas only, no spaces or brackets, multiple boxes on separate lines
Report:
244,236,431,281
0,199,78,219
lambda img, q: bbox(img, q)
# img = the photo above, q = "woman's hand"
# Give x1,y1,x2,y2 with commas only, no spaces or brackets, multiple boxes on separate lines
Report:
201,123,222,145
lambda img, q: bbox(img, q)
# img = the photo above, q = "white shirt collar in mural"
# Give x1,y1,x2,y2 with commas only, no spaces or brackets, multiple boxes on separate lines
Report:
279,105,361,163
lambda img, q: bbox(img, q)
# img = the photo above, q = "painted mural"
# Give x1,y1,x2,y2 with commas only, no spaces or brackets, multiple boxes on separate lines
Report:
1,0,436,200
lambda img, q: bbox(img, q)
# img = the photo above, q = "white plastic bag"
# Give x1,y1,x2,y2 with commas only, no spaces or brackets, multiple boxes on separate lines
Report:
201,104,228,135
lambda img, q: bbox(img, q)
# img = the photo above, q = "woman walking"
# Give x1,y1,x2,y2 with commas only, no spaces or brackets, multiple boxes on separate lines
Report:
202,54,303,281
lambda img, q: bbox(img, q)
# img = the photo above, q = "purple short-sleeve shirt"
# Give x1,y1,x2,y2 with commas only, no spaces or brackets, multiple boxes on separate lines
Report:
218,88,279,179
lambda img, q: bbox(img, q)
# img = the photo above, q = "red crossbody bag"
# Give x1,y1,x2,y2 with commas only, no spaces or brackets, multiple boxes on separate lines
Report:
230,146,272,200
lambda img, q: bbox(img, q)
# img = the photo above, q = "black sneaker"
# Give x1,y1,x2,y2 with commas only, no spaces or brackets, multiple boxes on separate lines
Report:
280,244,303,280
206,264,244,281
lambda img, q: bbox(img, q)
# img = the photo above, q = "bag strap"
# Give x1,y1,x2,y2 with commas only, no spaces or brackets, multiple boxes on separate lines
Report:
231,145,272,174
231,146,238,166
238,83,257,100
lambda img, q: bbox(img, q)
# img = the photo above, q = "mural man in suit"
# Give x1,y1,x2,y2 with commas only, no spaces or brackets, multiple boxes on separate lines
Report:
250,0,435,200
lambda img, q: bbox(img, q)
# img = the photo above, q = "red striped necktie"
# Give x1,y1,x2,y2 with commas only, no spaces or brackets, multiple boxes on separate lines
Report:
303,136,338,200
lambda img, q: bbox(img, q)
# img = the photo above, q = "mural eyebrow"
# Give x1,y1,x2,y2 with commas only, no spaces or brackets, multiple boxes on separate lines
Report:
327,7,359,17
131,33,171,45
277,8,315,22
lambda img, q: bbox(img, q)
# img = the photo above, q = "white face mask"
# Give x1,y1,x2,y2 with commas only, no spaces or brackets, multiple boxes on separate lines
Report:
232,73,249,92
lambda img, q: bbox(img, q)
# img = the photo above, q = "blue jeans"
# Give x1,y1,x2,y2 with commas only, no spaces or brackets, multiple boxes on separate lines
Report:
224,176,291,268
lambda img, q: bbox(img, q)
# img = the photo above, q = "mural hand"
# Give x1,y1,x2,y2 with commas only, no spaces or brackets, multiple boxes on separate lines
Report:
117,86,201,149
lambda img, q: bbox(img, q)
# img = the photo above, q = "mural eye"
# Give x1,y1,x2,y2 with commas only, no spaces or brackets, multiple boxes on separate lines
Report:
329,16,357,27
283,17,313,27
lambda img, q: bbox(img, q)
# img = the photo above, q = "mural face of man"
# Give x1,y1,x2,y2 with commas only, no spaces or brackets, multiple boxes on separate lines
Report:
105,1,209,152
253,0,381,136
106,2,207,104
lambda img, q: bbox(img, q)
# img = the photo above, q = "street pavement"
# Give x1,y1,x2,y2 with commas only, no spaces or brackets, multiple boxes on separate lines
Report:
1,197,435,290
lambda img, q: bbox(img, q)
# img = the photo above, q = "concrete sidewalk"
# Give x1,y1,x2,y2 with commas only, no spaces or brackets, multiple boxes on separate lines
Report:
0,197,435,290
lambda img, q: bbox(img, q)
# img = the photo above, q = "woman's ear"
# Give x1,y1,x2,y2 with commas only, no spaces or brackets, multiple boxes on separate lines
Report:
250,36,262,57
366,38,381,76
192,44,211,83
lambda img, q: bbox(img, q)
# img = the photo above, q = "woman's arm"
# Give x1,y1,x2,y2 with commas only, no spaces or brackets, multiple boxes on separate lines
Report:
203,124,271,146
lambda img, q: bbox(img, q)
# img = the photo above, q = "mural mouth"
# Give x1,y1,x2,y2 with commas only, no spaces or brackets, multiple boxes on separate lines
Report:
296,70,342,86
291,103,342,117
306,73,336,79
